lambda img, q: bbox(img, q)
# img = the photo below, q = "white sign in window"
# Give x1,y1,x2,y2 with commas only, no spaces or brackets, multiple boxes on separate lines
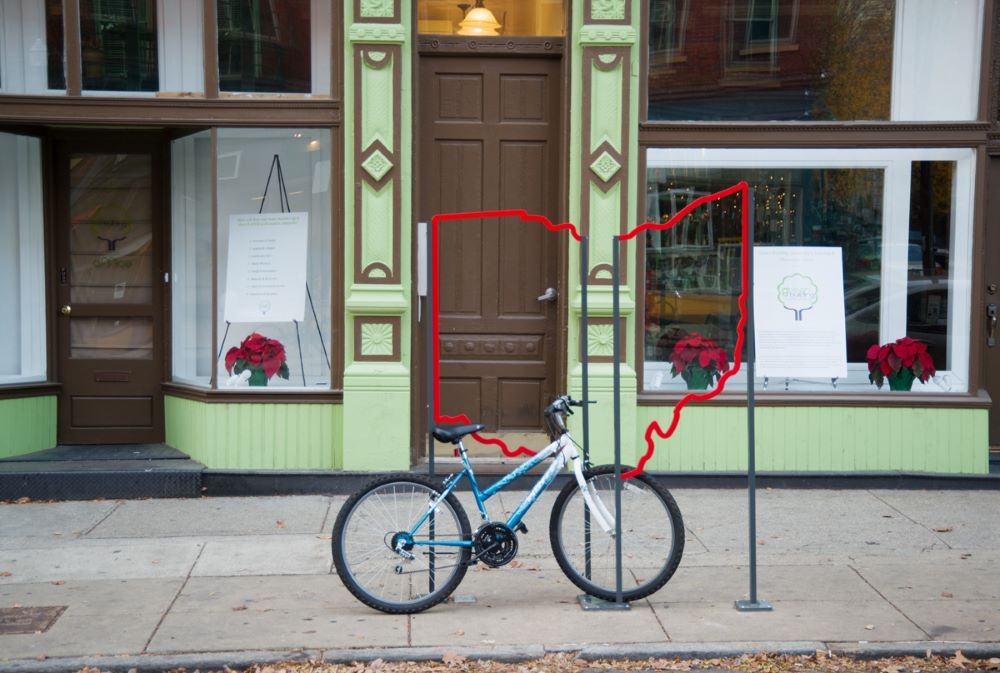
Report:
753,246,847,379
223,212,309,324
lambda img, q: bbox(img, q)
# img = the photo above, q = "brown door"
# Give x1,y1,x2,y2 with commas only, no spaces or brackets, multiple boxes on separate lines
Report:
987,157,1000,455
419,55,563,443
54,138,165,443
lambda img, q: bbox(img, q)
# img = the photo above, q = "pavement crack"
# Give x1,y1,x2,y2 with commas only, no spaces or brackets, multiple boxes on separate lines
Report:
847,563,932,639
320,496,336,536
81,500,124,537
867,490,953,550
142,541,206,654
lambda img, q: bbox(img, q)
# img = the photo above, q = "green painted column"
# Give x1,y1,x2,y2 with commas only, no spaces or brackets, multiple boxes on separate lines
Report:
342,2,413,470
567,2,640,466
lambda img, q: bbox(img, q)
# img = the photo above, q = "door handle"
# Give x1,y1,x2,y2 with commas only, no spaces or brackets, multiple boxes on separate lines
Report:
988,303,997,348
537,287,557,302
60,305,72,316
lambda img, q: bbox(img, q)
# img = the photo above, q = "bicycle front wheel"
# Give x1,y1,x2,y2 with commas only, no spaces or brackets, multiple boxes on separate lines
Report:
332,475,472,613
550,465,684,602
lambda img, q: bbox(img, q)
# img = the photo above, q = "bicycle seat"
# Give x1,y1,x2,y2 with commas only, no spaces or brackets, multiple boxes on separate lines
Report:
432,423,486,444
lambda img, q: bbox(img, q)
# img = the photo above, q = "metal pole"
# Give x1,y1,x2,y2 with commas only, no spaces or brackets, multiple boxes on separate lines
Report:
426,221,435,478
735,188,772,612
581,236,592,581
611,236,624,605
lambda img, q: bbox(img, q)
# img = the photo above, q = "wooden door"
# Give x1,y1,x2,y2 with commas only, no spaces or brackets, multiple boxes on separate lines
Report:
419,55,563,438
986,156,1000,454
54,139,165,443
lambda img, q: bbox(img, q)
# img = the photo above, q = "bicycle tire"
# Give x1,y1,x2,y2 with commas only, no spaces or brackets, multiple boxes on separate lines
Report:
549,464,684,602
332,474,472,613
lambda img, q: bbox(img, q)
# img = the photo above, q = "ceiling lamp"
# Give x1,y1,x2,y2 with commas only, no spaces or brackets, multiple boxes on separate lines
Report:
458,0,501,36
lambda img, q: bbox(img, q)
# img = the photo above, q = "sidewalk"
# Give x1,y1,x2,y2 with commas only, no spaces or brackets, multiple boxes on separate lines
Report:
1,487,999,672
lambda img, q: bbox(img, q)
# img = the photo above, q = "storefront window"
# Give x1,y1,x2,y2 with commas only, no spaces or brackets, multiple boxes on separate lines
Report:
80,0,158,92
0,133,47,384
643,148,973,393
170,131,213,387
647,0,983,122
217,0,311,93
215,128,332,390
418,0,565,36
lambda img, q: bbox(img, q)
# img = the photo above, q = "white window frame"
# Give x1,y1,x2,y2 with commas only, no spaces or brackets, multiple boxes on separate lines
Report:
158,0,204,94
0,133,47,385
645,146,976,394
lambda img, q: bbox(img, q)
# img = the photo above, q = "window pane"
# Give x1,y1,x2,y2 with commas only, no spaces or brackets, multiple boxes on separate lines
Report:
906,161,954,371
0,133,47,384
171,131,213,387
647,0,895,121
217,0,311,93
644,166,885,387
46,0,65,89
70,317,153,359
80,0,159,91
418,0,565,36
216,128,332,389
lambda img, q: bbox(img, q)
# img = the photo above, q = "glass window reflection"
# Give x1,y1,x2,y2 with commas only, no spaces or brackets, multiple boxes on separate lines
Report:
80,0,158,92
217,0,311,93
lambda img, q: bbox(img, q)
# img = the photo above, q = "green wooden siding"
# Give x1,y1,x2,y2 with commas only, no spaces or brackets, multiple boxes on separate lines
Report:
0,396,56,458
165,396,342,469
634,405,987,474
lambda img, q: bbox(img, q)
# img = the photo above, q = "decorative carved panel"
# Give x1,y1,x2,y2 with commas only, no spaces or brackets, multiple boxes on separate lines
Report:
584,318,626,363
355,316,401,361
586,0,631,25
355,0,399,23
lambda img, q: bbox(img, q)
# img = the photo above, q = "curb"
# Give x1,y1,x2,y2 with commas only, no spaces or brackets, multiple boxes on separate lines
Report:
2,642,999,673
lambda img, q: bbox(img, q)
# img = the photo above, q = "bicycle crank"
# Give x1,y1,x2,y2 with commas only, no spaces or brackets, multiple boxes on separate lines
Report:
473,522,519,567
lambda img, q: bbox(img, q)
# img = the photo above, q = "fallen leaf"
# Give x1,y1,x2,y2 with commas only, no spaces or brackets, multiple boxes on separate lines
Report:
933,527,954,533
276,520,286,529
865,624,875,630
453,628,465,636
880,665,905,673
232,605,248,611
952,650,972,668
941,592,954,598
50,580,65,586
509,560,523,568
442,652,467,666
985,657,1000,670
0,571,11,577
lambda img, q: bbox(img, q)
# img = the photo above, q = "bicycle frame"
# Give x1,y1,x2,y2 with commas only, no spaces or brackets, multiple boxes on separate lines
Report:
404,430,616,553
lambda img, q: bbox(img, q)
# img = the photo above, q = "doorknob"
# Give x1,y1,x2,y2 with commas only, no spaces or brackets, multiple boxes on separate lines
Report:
988,303,997,348
537,287,557,302
60,305,72,316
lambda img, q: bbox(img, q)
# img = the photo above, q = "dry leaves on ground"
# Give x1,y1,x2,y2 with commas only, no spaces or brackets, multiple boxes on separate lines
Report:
68,651,1000,673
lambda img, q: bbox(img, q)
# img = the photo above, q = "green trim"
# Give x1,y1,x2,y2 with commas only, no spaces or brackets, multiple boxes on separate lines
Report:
0,395,56,459
165,395,342,469
635,405,988,474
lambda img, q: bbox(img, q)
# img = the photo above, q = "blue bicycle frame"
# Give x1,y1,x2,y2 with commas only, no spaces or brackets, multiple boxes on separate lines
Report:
404,435,572,551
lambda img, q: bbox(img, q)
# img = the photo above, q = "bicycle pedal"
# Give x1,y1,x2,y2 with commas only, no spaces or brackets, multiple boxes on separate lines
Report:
516,522,528,534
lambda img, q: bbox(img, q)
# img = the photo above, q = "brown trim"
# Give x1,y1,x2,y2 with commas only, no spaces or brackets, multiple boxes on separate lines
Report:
416,37,565,56
331,114,345,391
0,96,342,127
637,389,993,409
581,46,630,285
332,0,344,103
354,0,399,23
638,0,650,124
0,383,62,400
969,147,989,393
203,0,219,98
64,0,81,96
354,316,401,362
981,0,996,122
586,0,632,25
638,124,991,148
353,44,401,285
163,382,343,404
635,145,648,391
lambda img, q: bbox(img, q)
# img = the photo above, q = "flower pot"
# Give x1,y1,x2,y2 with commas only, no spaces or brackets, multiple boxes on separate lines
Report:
681,367,712,390
247,367,269,387
887,368,916,391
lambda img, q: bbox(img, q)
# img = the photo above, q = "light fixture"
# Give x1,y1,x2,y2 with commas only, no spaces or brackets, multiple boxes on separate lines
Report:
458,0,501,36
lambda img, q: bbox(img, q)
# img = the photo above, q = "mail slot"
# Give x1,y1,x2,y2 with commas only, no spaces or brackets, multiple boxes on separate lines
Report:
94,371,130,383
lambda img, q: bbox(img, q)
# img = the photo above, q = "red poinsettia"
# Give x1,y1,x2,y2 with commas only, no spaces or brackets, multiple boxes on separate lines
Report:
669,332,730,389
225,332,290,386
866,337,936,390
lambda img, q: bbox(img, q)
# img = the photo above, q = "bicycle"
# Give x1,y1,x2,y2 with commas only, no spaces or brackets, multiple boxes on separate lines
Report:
331,395,685,614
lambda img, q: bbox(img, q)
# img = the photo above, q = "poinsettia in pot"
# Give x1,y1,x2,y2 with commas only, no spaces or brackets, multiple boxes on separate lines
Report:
225,332,290,387
866,337,936,391
668,332,730,390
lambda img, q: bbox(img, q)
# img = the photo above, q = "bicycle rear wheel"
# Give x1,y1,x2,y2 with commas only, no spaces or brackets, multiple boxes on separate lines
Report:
332,475,472,613
549,464,684,602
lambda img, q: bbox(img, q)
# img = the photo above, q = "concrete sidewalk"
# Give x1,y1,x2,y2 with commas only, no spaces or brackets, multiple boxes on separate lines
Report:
1,487,999,672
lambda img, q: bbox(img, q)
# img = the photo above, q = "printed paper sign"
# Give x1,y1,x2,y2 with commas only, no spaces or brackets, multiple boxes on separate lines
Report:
224,212,309,323
753,246,847,378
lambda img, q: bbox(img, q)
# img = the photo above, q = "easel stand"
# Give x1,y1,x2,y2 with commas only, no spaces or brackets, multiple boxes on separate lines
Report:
216,154,331,385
